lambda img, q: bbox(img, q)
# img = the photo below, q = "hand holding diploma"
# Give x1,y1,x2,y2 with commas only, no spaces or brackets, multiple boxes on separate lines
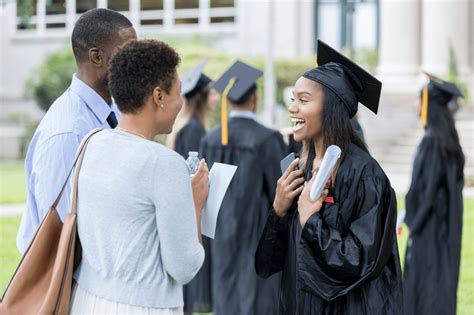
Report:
298,145,341,228
309,145,341,201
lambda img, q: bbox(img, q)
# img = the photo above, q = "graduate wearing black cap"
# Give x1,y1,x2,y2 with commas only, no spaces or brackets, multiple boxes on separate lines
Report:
176,62,214,314
403,74,465,315
174,61,213,158
255,40,403,314
199,60,287,315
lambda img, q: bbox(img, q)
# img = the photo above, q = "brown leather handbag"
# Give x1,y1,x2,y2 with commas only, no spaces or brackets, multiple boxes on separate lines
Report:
0,128,102,314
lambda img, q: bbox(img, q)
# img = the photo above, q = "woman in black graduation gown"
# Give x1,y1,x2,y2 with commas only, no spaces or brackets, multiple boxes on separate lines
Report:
174,62,215,158
403,75,464,315
255,40,403,314
176,62,214,314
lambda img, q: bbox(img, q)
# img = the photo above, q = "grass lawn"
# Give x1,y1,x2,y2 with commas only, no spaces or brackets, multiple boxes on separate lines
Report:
0,181,472,313
0,215,21,295
0,161,26,204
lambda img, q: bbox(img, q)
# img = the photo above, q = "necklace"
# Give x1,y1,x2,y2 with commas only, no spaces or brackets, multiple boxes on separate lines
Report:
115,127,148,140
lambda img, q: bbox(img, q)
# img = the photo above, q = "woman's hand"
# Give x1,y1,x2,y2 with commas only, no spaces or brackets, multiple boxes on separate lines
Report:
298,171,329,228
191,159,209,213
273,158,305,217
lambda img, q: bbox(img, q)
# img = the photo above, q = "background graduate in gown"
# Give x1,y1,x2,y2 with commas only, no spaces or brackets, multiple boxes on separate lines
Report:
403,74,465,315
172,61,214,157
176,62,214,314
199,60,287,315
255,40,403,314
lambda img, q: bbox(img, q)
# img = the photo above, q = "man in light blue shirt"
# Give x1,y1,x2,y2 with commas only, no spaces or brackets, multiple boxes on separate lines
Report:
17,8,137,253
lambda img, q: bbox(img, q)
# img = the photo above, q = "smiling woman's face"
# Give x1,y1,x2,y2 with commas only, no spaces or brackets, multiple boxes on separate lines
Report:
289,77,324,142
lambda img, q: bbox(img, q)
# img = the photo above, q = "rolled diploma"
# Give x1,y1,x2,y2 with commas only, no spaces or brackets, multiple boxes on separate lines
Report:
310,145,341,201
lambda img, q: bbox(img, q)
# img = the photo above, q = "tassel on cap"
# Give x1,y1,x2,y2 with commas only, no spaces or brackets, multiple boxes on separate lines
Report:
421,85,428,127
221,78,236,146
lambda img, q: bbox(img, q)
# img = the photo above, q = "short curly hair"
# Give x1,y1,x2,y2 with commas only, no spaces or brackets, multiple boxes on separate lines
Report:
108,40,181,114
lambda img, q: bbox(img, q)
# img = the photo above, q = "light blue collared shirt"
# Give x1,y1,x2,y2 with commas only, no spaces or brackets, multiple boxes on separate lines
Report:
229,110,257,121
16,74,120,254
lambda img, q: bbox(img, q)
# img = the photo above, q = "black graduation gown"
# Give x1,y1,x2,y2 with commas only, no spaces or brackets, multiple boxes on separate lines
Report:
403,131,463,315
255,143,404,314
175,115,206,157
350,118,365,144
175,116,213,313
199,116,288,315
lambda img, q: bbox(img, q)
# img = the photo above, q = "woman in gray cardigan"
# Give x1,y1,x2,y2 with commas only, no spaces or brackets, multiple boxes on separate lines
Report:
69,40,208,314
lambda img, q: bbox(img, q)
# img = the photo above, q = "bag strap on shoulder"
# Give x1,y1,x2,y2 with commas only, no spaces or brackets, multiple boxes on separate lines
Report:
51,128,103,211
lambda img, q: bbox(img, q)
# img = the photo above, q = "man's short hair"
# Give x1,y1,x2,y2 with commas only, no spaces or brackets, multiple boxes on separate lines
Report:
71,8,133,62
108,40,181,114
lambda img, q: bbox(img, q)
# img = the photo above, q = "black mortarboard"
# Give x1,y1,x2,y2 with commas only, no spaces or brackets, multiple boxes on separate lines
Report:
424,72,464,99
420,72,464,126
181,61,212,97
212,60,263,103
303,40,382,118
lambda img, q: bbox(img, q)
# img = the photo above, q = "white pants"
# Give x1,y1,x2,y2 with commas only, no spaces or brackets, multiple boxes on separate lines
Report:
69,282,184,315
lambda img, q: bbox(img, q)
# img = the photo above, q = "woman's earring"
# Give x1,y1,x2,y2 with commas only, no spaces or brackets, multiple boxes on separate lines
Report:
160,102,164,108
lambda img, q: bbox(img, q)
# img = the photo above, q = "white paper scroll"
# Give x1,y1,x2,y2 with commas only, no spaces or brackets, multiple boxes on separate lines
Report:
201,163,237,239
310,145,341,201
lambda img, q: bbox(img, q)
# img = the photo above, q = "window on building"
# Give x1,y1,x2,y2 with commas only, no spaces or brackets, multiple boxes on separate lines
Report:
141,0,164,25
210,0,234,8
14,0,238,33
17,0,37,29
108,0,129,12
315,0,379,51
46,0,65,14
141,0,163,10
175,0,199,9
175,18,199,25
45,0,66,28
210,16,234,23
210,0,235,24
175,0,199,25
77,0,96,14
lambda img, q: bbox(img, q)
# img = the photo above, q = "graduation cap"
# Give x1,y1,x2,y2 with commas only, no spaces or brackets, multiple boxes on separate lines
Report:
303,40,382,118
212,61,263,145
181,61,212,97
212,60,263,104
424,72,463,98
420,72,464,127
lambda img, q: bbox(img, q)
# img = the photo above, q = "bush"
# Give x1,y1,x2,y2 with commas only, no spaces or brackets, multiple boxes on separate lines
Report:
26,48,76,112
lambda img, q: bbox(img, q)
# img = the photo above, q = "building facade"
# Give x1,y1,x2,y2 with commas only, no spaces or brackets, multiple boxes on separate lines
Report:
0,0,472,101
